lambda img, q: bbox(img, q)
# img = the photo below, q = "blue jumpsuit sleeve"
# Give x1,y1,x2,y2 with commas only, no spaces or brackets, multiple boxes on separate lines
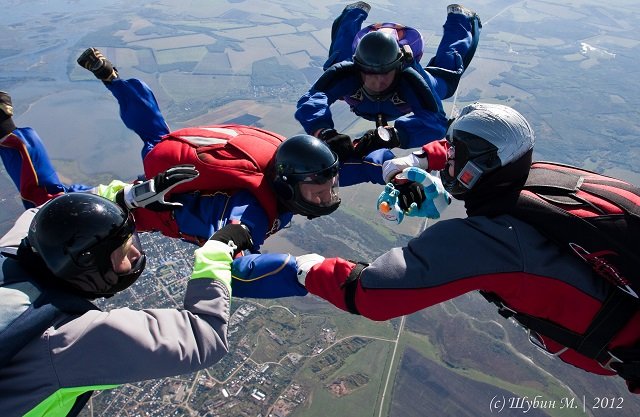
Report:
393,109,449,149
231,253,308,298
388,67,449,148
295,68,362,135
172,191,273,251
228,199,271,250
339,148,395,186
295,91,334,134
412,64,451,103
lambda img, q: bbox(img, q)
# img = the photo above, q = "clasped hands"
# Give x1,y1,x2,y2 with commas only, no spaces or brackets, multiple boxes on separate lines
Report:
319,126,400,160
377,167,451,224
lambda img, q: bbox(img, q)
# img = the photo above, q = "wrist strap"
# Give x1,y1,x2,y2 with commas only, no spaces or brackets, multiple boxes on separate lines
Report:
341,262,368,315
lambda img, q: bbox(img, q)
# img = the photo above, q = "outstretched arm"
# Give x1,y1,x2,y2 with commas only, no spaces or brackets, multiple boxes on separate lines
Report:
295,64,360,135
393,110,448,149
48,236,240,387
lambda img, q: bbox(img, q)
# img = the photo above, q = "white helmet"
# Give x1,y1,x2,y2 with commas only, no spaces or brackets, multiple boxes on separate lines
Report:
441,102,535,197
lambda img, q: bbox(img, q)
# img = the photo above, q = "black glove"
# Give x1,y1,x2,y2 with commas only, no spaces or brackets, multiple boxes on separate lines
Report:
118,164,199,212
394,180,426,212
318,128,354,161
353,126,401,158
210,223,253,257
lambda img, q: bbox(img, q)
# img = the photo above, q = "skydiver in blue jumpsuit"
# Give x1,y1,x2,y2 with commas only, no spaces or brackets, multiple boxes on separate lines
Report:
295,2,481,160
1,84,308,298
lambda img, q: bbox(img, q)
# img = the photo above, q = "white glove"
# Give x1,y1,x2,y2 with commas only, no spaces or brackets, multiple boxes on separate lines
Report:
382,151,429,183
295,254,325,286
122,165,199,211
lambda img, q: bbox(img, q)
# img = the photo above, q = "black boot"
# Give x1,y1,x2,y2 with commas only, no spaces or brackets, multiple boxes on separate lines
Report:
0,91,17,138
77,48,118,82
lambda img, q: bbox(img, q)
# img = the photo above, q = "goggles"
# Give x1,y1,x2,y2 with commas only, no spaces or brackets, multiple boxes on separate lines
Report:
295,162,339,185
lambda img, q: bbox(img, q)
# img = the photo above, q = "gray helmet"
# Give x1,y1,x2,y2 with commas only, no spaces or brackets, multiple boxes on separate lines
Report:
273,135,341,218
353,31,403,74
441,103,535,197
27,193,146,297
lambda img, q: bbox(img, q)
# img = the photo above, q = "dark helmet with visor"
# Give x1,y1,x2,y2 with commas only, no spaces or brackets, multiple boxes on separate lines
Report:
441,102,535,198
353,31,404,74
273,135,341,219
26,193,146,298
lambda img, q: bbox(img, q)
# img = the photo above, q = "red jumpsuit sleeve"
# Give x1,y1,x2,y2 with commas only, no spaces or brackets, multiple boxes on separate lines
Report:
305,257,460,321
305,257,357,312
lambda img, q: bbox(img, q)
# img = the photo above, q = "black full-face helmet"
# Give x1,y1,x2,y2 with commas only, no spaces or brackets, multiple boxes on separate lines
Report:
441,102,535,198
273,135,341,219
26,193,146,298
353,31,404,74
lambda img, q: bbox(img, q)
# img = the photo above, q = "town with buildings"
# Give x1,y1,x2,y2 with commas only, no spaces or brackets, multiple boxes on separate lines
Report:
86,231,379,417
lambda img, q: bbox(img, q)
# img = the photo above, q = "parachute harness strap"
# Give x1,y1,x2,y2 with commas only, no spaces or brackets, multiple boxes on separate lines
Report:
342,262,368,315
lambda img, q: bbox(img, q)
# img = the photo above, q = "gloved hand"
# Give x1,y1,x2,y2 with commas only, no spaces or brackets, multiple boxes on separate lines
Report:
192,223,250,296
394,180,426,212
377,167,451,224
120,165,199,211
318,128,354,161
353,126,401,158
296,253,325,286
376,179,429,222
382,150,429,183
400,167,451,219
209,223,253,257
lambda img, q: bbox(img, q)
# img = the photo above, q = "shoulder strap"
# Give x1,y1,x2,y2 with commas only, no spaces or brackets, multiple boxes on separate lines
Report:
517,162,640,286
312,62,360,92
